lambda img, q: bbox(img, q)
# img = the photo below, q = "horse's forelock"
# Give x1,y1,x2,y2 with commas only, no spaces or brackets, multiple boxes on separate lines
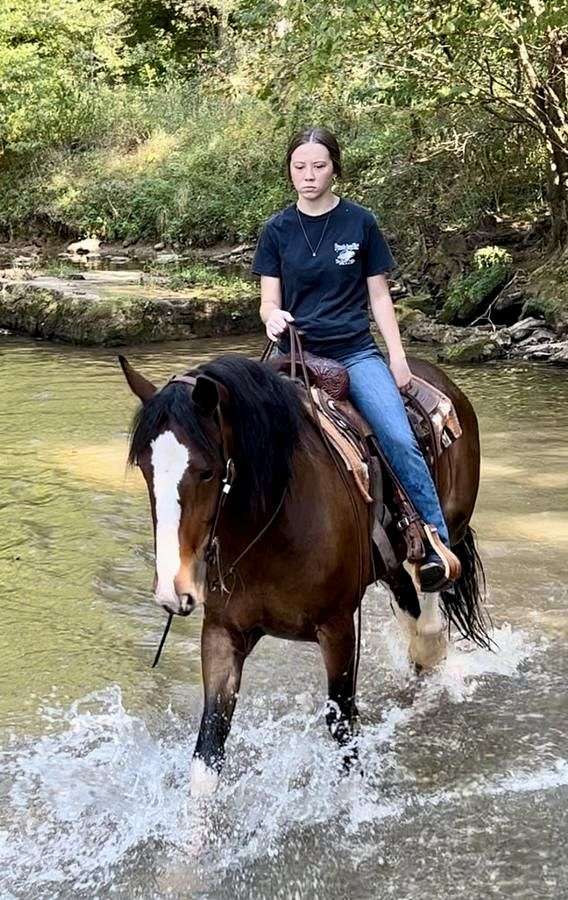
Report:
127,355,305,519
127,381,214,467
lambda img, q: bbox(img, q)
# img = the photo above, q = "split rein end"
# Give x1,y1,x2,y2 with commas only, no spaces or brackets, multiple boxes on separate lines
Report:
152,611,174,668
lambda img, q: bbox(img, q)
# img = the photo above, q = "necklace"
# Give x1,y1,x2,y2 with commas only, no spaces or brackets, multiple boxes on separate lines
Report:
295,199,338,257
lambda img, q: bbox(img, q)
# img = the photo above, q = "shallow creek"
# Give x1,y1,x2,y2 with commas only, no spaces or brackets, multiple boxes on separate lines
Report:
1,333,567,898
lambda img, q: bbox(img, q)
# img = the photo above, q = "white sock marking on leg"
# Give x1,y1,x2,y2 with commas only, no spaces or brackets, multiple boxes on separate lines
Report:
190,758,219,797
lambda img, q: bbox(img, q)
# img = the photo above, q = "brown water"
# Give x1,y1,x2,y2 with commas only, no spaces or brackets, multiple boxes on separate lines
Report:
1,333,567,899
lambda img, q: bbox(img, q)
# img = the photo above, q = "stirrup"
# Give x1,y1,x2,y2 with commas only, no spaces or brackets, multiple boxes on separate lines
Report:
423,525,462,581
408,524,461,592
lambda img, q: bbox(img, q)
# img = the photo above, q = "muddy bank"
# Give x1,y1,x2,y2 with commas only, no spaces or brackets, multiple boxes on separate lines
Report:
0,270,259,345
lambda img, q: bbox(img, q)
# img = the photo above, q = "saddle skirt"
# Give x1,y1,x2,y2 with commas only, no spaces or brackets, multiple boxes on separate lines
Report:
304,386,374,504
402,376,462,477
267,349,462,574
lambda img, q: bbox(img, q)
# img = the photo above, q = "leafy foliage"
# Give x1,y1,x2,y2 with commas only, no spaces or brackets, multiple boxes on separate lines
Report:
440,250,513,324
0,0,567,250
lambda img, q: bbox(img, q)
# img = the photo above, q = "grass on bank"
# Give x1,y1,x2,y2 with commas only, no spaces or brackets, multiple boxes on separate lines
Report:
143,261,256,296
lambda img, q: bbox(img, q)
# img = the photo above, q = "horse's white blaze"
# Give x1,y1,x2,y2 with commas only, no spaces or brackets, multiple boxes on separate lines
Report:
151,431,189,605
190,758,219,797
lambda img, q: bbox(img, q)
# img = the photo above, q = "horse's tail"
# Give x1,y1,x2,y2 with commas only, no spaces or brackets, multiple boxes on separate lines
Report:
440,526,492,649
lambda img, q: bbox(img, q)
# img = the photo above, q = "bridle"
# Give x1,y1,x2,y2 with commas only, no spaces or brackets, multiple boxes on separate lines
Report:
152,329,370,722
151,369,287,666
165,372,286,597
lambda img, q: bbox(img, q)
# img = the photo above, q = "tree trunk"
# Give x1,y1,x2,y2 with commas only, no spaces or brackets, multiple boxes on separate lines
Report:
517,27,568,248
546,29,568,247
547,144,568,247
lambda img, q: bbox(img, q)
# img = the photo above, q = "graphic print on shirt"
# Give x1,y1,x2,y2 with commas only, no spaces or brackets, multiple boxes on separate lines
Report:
334,241,359,266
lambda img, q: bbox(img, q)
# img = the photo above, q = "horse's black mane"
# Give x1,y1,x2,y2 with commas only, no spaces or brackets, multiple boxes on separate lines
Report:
128,354,305,518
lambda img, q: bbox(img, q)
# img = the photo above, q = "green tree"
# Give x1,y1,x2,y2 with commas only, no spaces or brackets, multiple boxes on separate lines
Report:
120,1,224,80
0,0,126,154
233,0,568,248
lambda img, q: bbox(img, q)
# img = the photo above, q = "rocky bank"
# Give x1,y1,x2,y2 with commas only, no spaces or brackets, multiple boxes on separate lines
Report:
396,310,568,366
0,268,259,345
1,230,568,364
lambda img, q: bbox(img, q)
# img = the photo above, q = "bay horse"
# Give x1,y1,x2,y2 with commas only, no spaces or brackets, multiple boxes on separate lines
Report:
120,351,487,796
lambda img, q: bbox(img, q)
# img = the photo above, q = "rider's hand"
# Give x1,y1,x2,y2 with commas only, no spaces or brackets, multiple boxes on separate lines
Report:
266,309,294,342
389,354,413,390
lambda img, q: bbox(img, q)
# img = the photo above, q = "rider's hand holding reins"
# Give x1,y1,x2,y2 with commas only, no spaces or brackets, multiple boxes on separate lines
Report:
265,309,294,341
258,274,295,341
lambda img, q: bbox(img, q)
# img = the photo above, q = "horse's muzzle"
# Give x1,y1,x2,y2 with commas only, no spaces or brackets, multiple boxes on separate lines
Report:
158,594,196,617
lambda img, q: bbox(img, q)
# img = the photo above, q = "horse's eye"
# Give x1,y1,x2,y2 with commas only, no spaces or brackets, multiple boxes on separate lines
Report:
199,469,214,482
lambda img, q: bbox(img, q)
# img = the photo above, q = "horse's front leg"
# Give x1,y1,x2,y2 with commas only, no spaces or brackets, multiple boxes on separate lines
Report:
317,613,359,768
191,620,247,797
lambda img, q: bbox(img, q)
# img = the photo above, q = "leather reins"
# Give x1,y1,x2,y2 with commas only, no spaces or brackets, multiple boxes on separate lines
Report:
153,331,371,716
261,326,370,711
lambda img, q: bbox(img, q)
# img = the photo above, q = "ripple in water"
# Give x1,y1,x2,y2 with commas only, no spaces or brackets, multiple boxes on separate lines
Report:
2,624,566,899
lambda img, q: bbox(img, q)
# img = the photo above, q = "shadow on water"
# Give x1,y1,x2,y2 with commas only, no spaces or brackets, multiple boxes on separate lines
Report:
1,334,567,898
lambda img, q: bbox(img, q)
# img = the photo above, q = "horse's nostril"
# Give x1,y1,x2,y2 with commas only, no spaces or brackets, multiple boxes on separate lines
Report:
178,594,196,617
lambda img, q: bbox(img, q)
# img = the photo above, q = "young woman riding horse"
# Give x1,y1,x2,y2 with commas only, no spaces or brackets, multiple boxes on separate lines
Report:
253,126,455,593
120,129,488,795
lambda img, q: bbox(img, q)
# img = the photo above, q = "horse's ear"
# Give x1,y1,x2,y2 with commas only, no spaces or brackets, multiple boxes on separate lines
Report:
118,355,157,403
192,375,228,416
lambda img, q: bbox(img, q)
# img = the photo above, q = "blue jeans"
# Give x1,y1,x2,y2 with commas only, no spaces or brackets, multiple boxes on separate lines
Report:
331,345,450,545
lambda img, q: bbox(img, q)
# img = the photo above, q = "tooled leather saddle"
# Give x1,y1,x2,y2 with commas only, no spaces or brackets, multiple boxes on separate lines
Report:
268,350,461,482
266,349,462,571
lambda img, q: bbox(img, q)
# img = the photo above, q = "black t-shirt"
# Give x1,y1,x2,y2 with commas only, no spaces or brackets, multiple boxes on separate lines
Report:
251,198,396,355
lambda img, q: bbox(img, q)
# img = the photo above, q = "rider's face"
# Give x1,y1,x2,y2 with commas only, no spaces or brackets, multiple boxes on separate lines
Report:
289,143,335,201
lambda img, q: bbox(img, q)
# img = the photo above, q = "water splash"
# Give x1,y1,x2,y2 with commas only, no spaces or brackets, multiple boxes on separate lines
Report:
0,625,556,898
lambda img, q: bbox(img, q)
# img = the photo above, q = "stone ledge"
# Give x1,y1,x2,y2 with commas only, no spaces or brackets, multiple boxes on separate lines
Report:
0,280,261,345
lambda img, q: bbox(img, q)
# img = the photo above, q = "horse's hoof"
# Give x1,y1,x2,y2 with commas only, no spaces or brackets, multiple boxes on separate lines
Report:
409,628,448,671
